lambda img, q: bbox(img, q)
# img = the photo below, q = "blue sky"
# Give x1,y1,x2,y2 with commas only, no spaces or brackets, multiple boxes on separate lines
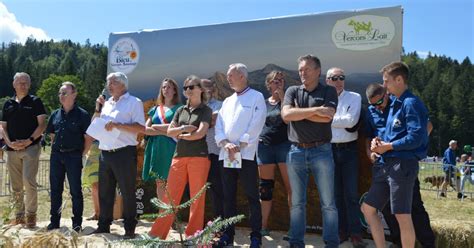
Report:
1,0,472,62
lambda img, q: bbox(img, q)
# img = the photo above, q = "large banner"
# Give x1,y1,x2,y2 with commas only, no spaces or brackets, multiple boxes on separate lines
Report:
108,6,402,100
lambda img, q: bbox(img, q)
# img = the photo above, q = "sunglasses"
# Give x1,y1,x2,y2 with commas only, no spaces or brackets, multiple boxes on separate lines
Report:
270,79,283,84
370,93,385,106
58,92,71,96
183,84,200,91
328,75,345,81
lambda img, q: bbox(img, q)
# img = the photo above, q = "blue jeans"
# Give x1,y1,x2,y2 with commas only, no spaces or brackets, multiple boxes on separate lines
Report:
286,143,339,248
49,150,83,226
332,142,363,236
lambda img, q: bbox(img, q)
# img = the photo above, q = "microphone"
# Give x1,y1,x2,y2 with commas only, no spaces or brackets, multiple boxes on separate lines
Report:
97,88,107,112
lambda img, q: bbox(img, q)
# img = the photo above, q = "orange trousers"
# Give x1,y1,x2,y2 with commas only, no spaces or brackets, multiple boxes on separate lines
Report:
149,156,210,239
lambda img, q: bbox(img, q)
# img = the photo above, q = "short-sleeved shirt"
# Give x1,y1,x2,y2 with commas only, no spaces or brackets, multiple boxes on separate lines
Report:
172,103,212,158
282,84,338,143
1,94,46,150
259,99,288,145
383,90,428,160
98,92,145,150
46,105,91,153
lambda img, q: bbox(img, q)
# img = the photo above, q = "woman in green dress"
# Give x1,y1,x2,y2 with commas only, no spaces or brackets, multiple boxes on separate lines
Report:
143,78,182,200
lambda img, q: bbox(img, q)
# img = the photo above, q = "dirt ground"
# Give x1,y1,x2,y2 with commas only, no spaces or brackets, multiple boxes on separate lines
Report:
1,218,382,247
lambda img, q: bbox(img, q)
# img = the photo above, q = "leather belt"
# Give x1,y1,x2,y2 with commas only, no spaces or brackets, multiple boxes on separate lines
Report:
103,146,132,153
332,140,357,148
294,141,326,149
58,148,81,153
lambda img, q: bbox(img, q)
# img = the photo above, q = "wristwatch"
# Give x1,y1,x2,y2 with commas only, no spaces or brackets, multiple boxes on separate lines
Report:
29,136,35,142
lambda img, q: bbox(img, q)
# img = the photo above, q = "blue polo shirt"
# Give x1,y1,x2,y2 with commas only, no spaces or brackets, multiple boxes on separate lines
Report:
365,96,394,139
46,104,91,153
382,90,428,160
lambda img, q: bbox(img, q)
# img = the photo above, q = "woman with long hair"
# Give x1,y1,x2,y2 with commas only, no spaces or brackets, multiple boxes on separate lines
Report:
142,78,182,200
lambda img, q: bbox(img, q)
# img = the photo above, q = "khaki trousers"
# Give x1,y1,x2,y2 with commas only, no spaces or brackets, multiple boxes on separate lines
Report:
7,143,41,216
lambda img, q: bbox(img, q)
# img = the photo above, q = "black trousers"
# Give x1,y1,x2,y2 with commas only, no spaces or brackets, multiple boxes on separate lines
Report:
49,151,83,227
220,158,262,239
98,146,137,231
207,154,224,218
381,178,435,248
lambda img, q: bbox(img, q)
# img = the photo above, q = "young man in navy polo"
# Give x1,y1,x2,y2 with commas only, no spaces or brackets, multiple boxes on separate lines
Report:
365,83,435,248
361,62,429,248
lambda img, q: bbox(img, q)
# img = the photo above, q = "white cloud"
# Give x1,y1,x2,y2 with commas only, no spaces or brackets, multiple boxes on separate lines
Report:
416,51,430,59
0,3,50,43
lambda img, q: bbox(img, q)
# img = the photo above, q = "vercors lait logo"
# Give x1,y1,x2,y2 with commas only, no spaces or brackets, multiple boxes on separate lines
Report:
332,15,395,51
109,37,140,74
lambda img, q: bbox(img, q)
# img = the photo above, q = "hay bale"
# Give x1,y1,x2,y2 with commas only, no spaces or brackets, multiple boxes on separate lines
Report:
430,220,474,248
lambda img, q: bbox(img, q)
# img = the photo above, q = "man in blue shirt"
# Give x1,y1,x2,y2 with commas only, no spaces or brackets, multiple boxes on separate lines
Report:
46,82,92,232
365,83,435,248
440,140,465,198
361,62,429,248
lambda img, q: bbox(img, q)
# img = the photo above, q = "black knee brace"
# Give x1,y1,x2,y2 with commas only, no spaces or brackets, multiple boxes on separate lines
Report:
259,179,275,201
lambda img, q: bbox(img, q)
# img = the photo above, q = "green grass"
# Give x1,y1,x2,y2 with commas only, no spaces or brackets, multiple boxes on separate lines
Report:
419,162,474,194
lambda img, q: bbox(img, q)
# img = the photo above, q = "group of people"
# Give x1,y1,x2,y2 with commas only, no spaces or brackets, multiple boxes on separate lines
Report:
0,55,437,248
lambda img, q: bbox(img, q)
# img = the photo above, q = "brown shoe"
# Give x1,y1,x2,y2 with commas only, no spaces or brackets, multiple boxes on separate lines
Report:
9,215,25,225
25,214,36,228
86,214,99,221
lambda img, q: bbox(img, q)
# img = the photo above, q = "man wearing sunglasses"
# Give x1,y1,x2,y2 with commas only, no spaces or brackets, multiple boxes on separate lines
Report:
362,62,432,248
365,83,435,248
46,82,93,232
325,68,366,248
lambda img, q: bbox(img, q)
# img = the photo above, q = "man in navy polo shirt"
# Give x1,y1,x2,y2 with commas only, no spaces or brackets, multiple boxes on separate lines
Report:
361,62,429,248
1,72,47,228
46,82,92,232
365,83,435,248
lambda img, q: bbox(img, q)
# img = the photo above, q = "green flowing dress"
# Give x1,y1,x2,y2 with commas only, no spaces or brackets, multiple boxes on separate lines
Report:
142,104,182,181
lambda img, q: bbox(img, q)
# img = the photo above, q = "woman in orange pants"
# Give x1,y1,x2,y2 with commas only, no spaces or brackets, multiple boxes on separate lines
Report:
149,75,213,239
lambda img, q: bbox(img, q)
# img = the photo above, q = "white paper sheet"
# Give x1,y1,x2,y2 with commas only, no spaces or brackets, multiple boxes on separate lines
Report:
86,118,120,150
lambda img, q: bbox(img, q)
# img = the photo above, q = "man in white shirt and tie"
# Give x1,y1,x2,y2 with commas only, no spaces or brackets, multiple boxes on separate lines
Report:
326,67,366,247
214,63,266,248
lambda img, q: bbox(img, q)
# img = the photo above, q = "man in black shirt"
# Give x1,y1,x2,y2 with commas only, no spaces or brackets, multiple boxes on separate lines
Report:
281,55,339,248
46,82,92,232
1,72,47,228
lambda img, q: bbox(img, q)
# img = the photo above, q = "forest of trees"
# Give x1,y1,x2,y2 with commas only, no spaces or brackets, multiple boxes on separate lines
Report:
0,39,473,156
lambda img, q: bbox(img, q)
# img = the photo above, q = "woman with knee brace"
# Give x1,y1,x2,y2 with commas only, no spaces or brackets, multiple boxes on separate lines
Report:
256,71,292,236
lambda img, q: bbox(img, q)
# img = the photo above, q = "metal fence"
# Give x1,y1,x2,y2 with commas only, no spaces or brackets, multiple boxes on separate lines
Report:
0,159,51,197
419,162,474,199
0,160,472,200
